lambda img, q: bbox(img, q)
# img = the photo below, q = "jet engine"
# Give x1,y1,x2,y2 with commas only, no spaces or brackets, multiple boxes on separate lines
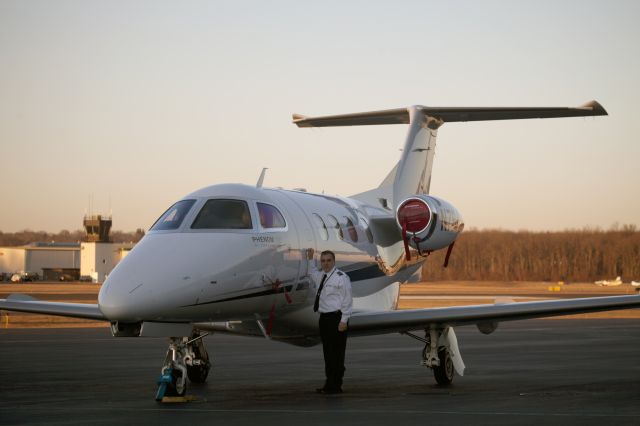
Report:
395,195,464,262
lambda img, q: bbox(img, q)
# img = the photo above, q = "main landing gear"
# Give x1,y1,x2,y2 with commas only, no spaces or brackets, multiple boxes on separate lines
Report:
404,326,464,386
155,331,211,401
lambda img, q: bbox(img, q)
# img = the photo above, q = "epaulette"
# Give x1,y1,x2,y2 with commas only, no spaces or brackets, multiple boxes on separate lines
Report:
336,271,344,276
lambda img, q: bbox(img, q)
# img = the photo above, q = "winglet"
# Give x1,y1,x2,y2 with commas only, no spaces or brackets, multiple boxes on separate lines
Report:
580,100,608,115
292,114,310,127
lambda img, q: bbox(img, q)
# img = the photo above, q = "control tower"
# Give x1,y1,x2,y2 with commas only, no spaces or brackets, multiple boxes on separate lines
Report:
83,215,112,243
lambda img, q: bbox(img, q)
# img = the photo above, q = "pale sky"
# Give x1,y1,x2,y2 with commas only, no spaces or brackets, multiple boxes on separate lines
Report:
1,0,639,232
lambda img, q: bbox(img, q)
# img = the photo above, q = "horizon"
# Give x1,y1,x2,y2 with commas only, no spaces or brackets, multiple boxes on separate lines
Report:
2,222,638,236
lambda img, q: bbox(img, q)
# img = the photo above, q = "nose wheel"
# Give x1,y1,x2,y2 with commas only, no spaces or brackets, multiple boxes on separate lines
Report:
155,332,211,401
156,366,187,400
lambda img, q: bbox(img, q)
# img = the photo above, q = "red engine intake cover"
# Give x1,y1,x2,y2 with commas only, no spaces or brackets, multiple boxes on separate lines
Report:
397,198,431,233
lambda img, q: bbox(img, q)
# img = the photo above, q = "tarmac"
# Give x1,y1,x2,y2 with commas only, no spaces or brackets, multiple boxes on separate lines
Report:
1,319,639,425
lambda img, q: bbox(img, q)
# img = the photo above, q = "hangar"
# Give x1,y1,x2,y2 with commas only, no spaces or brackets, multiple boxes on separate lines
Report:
0,242,80,281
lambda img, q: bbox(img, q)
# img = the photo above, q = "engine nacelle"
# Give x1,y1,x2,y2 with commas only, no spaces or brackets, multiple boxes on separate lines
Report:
395,195,464,257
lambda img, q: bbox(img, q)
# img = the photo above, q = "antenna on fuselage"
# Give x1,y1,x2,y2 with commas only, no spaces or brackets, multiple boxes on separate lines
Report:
256,167,268,188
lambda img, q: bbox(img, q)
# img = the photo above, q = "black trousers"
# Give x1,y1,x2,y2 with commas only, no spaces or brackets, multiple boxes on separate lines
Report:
319,311,347,390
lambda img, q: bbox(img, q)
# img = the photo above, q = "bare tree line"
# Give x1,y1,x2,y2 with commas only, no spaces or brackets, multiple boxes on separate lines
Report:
422,226,640,282
0,229,145,246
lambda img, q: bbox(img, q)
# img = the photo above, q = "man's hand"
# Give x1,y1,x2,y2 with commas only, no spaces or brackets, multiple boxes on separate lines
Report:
306,248,314,260
338,322,348,332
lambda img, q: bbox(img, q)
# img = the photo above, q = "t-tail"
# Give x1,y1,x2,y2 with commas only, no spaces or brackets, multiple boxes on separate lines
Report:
293,101,607,211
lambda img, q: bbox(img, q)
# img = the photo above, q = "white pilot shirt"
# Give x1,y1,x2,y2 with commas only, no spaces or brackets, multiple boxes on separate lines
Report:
309,262,353,323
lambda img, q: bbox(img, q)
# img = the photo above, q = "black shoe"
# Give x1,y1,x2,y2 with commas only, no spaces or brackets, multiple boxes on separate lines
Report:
323,387,343,394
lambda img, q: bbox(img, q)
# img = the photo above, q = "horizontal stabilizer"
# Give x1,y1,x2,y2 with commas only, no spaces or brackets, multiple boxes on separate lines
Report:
293,109,409,127
293,101,607,128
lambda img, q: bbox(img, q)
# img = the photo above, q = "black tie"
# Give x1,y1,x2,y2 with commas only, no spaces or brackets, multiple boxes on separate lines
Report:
313,274,328,312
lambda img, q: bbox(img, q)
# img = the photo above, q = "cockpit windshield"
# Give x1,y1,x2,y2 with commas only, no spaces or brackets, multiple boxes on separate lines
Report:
150,199,196,231
191,199,253,229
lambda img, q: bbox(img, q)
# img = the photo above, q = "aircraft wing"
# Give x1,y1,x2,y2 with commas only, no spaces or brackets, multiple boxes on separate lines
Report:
348,294,640,336
0,295,106,321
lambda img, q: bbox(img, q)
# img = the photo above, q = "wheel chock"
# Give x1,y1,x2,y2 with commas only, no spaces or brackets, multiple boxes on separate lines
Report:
155,368,173,401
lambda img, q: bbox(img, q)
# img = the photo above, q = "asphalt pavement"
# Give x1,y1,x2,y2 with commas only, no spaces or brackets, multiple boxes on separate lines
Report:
0,319,639,425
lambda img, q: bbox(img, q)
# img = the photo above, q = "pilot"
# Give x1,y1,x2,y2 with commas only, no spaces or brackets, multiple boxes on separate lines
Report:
306,248,353,394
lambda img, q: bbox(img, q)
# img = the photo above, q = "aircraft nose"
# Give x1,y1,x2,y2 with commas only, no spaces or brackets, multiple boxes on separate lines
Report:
98,269,146,322
98,235,173,321
97,233,229,322
98,232,247,322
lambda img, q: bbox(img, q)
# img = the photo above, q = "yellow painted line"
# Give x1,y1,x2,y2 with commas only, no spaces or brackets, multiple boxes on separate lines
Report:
161,395,197,403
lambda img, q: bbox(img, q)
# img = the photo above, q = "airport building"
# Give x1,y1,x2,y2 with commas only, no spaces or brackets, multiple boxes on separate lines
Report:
80,240,132,282
0,215,134,282
0,243,81,281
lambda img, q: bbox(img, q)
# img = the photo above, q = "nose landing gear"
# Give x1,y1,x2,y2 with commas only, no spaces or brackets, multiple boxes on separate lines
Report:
155,332,211,401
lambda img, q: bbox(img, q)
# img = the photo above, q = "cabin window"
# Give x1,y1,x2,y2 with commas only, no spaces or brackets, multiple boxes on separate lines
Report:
257,203,287,229
326,214,344,240
312,213,329,241
359,215,374,244
191,199,252,229
151,199,196,231
345,217,358,242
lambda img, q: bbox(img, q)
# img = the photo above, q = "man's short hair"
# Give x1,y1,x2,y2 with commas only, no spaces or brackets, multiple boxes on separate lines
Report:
320,250,335,261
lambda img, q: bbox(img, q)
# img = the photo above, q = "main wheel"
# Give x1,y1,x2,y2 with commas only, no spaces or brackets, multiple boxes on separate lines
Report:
187,335,211,383
187,363,210,383
433,348,454,386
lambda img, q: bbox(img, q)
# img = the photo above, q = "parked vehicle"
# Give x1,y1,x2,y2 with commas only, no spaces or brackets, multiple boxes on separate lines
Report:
9,272,39,283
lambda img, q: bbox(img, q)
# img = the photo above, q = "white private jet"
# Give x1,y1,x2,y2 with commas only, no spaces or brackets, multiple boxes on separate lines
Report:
2,100,639,400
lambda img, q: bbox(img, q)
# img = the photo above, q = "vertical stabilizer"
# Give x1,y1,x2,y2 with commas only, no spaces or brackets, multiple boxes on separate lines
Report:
350,109,438,210
391,106,438,208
